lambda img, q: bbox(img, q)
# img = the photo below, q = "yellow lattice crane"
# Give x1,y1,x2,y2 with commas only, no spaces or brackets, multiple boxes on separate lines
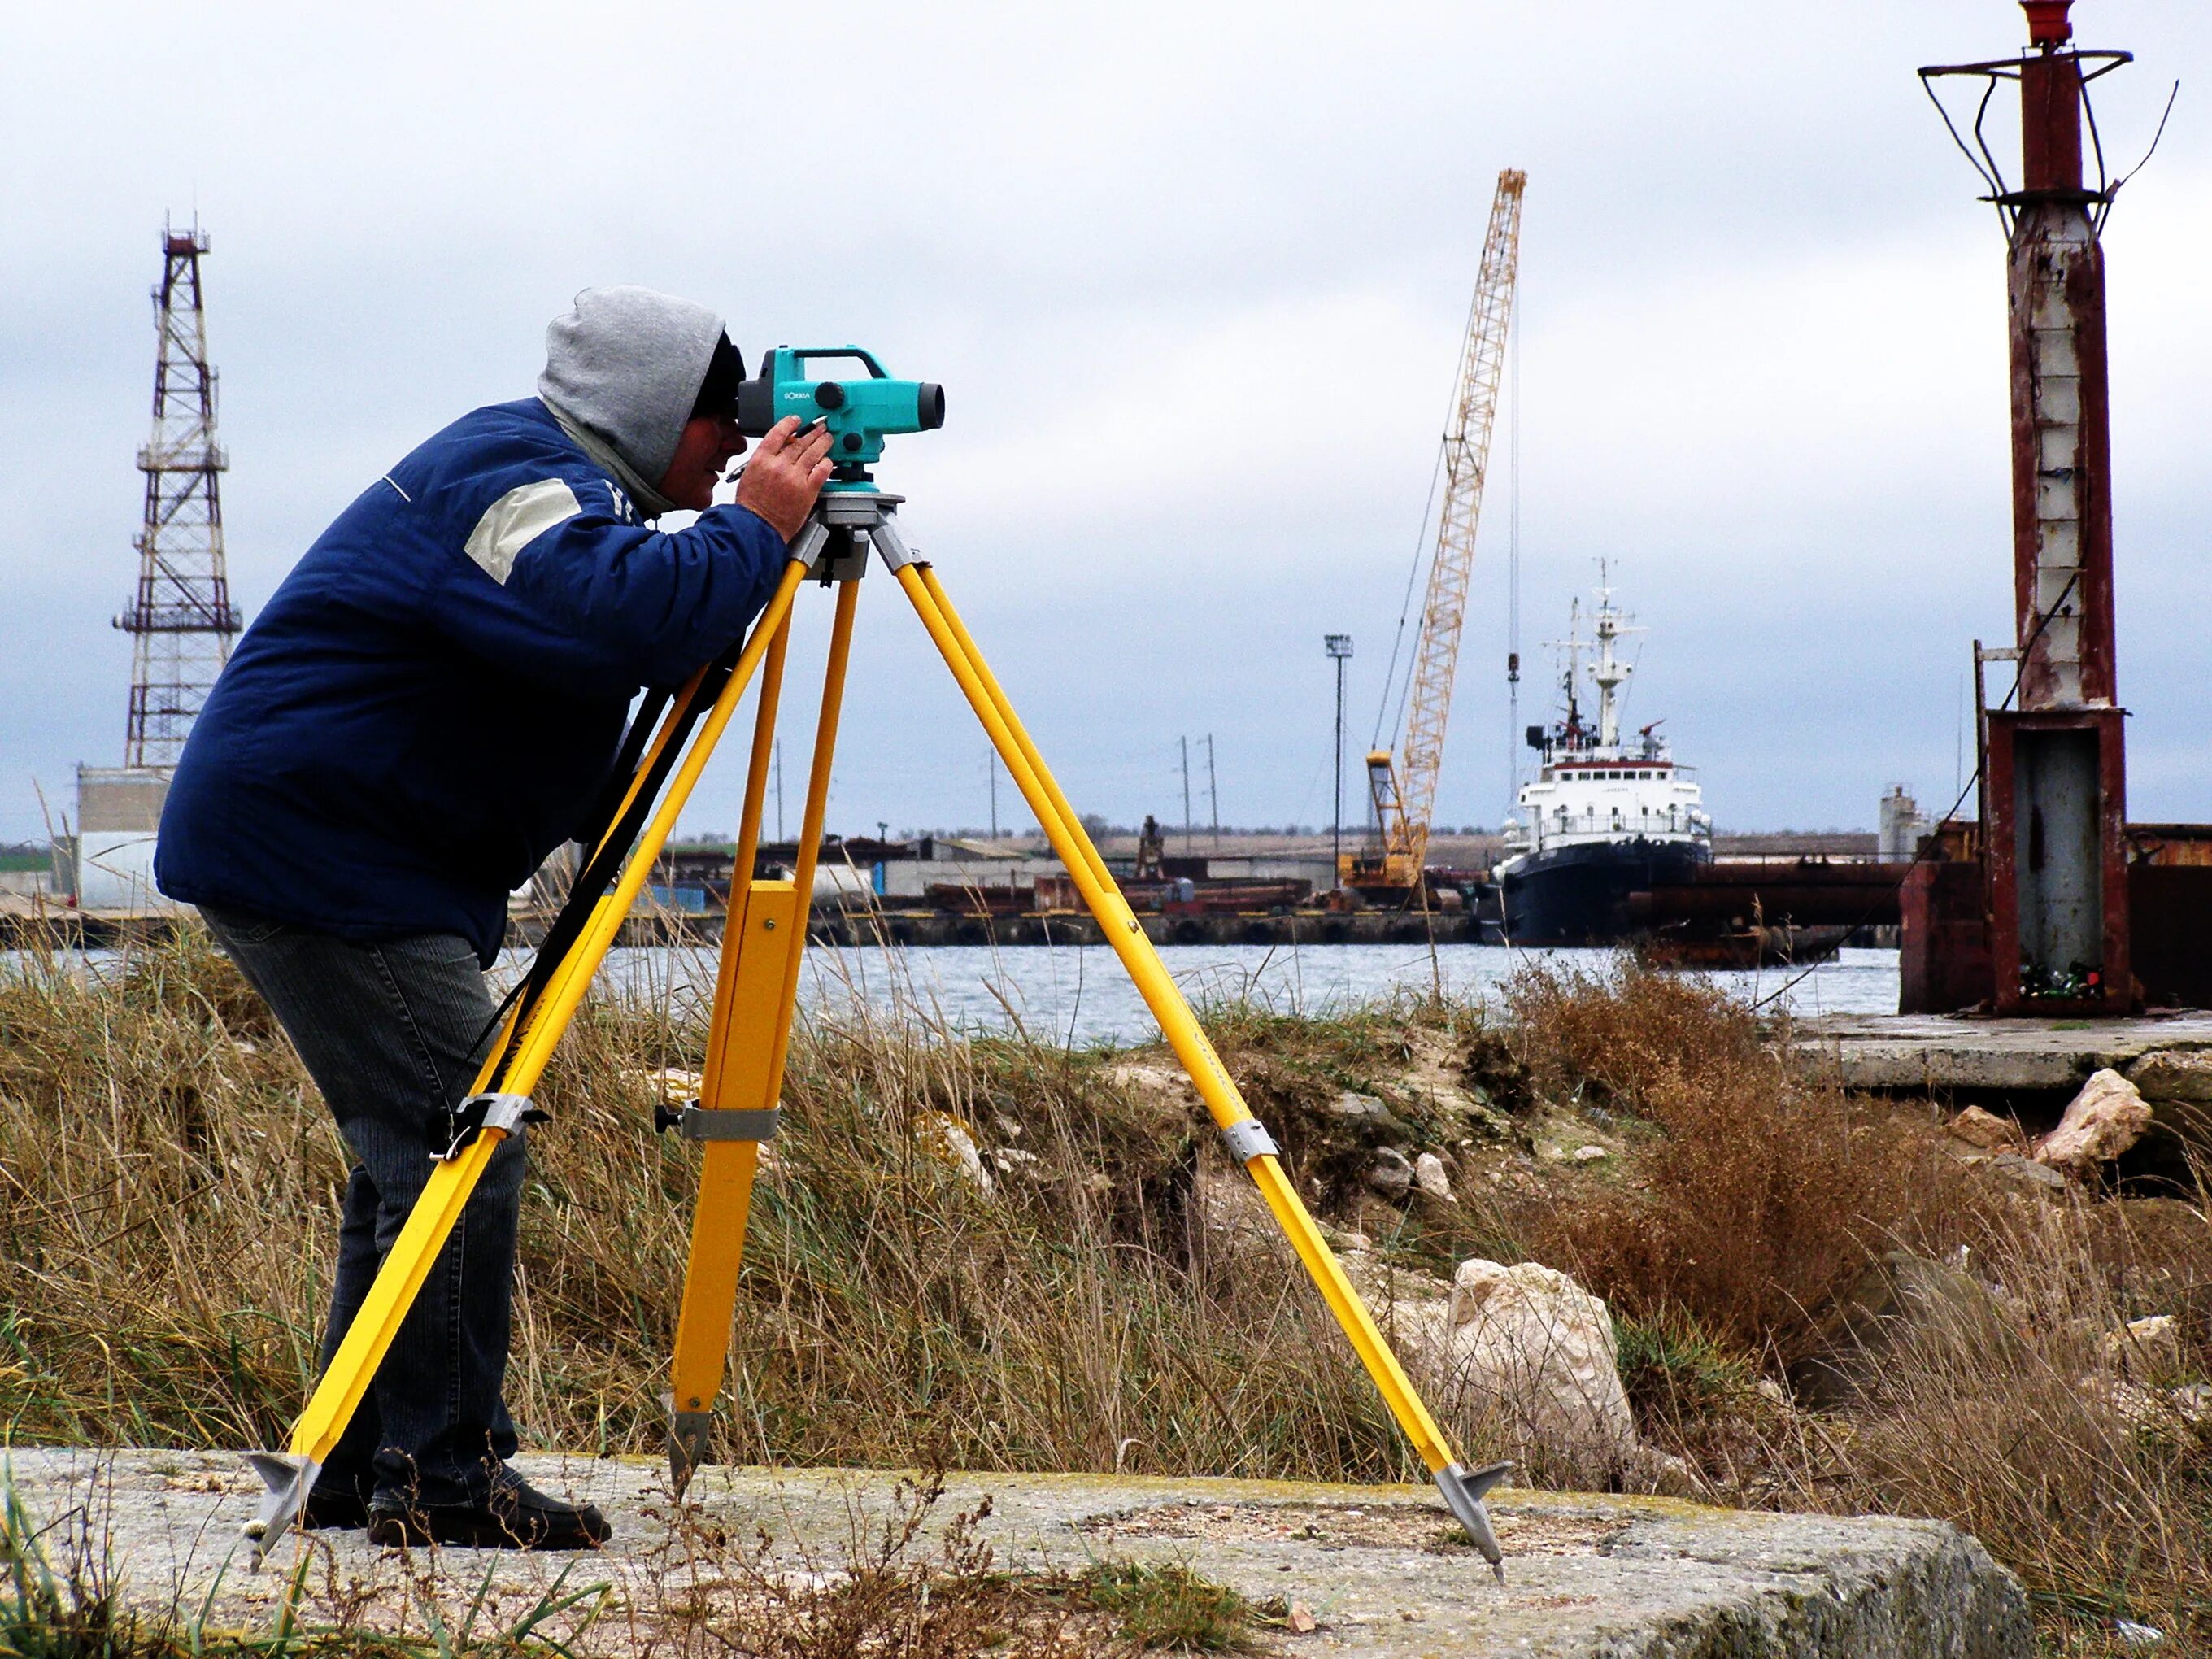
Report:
1344,168,1525,895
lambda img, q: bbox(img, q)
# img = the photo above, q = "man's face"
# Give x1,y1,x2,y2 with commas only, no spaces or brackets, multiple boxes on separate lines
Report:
658,413,747,512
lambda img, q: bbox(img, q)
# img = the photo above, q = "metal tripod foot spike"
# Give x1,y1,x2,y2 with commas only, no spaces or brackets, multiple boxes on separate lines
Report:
1435,1460,1513,1582
241,1450,320,1565
668,1408,714,1496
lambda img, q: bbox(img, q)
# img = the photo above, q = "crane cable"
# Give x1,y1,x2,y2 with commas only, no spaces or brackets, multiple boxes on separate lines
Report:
1372,229,1494,755
1373,448,1446,754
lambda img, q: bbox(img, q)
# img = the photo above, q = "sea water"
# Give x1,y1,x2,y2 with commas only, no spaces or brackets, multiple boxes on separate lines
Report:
14,938,1899,1048
566,942,1901,1048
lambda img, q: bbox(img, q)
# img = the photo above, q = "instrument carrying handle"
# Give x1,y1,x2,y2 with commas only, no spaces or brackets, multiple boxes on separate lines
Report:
786,347,887,380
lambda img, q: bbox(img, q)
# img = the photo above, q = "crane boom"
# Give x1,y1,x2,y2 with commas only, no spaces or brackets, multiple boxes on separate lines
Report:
1348,168,1525,894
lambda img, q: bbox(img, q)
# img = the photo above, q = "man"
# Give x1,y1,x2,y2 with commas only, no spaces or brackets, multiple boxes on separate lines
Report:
157,286,831,1548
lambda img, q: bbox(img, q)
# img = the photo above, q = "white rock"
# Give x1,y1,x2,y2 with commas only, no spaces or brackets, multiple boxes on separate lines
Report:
1414,1152,1453,1200
1332,1089,1388,1119
625,1065,705,1099
2036,1069,2152,1174
1572,1144,1609,1164
1441,1258,1638,1470
918,1112,994,1195
2125,1047,2212,1104
1101,1062,1200,1111
1368,1147,1414,1200
2101,1314,2182,1382
2085,1374,2210,1430
1947,1104,2023,1150
1983,1151,2069,1198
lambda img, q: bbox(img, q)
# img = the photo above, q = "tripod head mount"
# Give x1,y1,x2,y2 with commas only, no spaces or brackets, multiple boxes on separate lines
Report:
737,346,944,492
793,490,916,584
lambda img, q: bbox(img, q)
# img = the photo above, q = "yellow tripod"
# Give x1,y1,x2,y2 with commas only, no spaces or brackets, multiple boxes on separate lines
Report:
243,488,1509,1575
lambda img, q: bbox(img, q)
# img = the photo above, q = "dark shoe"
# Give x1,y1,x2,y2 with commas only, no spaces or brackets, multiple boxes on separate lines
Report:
301,1484,372,1530
368,1470,610,1551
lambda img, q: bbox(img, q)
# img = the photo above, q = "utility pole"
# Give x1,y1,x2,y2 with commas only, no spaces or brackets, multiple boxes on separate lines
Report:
116,220,241,769
987,749,999,838
1204,734,1219,847
1179,736,1193,853
1326,634,1353,888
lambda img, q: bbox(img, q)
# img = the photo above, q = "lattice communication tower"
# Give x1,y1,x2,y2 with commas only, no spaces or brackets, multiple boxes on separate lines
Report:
115,221,242,769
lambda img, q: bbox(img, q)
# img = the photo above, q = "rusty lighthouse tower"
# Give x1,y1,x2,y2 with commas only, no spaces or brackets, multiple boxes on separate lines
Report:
1912,0,2141,1012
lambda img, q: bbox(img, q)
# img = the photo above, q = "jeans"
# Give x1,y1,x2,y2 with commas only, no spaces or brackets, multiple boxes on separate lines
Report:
201,905,525,1506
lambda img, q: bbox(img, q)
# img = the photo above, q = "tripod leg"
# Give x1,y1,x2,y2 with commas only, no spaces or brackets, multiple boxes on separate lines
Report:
243,560,809,1561
664,578,861,1491
666,879,800,1486
666,608,790,1488
892,562,1510,1575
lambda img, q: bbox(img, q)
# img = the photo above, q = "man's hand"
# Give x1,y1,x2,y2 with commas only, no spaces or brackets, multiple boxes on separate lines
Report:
734,417,834,541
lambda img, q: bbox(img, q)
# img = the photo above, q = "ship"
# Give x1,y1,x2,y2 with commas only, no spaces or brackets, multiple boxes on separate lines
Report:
1494,581,1712,945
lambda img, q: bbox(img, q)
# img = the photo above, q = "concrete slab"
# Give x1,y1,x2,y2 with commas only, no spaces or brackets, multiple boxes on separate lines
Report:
2,1449,2030,1657
1790,1011,2212,1094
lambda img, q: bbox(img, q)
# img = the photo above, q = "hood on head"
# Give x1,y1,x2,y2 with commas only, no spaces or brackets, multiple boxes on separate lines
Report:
538,285,725,488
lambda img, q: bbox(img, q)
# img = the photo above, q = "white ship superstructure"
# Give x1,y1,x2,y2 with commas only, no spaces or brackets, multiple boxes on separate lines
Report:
1502,591,1709,860
1495,581,1712,943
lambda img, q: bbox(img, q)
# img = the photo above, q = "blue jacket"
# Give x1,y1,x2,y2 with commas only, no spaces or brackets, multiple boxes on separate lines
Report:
157,398,787,964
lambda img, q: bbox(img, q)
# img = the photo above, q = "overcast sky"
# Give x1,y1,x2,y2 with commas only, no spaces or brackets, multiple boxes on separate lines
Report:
5,2,2206,844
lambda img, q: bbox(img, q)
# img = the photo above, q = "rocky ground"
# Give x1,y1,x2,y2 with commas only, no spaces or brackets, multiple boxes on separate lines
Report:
6,1451,2031,1657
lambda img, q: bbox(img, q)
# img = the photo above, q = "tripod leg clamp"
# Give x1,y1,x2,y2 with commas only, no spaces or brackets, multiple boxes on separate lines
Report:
868,517,917,573
428,1091,546,1161
1221,1118,1279,1163
654,1103,781,1142
790,520,833,577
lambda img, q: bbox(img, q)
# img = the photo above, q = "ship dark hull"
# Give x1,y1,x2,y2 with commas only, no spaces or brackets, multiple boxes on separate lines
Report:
1499,838,1710,947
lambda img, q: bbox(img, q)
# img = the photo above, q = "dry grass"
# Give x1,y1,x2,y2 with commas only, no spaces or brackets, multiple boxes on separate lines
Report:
1500,959,2212,1654
1824,1199,2212,1650
0,933,1409,1487
1499,960,1961,1364
5,935,2210,1652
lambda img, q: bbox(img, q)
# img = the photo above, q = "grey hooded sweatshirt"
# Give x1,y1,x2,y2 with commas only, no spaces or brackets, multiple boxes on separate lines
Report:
538,285,725,520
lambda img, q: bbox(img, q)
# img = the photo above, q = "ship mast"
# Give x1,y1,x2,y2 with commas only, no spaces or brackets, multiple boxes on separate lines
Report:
1590,572,1635,751
1549,599,1586,750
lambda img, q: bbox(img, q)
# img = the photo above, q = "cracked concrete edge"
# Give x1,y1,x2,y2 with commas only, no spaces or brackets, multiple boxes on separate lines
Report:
1786,1013,2212,1095
1603,1514,2032,1659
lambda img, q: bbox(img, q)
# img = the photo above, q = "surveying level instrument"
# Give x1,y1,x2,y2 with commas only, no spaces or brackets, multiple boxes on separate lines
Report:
735,346,945,484
242,349,1512,1576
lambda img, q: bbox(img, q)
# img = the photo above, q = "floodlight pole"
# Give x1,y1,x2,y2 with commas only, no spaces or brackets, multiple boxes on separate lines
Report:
1180,735,1193,853
1326,634,1353,888
1205,734,1219,847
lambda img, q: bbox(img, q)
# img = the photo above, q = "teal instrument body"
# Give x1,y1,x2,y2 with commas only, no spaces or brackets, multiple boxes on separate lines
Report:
737,346,945,491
